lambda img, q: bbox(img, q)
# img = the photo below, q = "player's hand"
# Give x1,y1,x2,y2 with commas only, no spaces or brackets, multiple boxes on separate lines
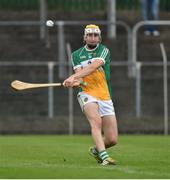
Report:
63,77,86,88
63,75,76,87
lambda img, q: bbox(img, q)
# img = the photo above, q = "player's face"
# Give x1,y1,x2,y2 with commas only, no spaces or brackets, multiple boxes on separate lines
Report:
84,33,100,46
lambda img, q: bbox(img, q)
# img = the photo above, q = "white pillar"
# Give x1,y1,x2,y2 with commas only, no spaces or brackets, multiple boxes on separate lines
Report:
160,43,168,135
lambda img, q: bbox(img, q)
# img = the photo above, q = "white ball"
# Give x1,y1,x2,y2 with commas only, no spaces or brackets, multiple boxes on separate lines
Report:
46,20,54,27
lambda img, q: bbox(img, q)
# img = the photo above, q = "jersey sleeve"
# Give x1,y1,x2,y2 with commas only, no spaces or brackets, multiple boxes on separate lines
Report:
93,45,110,65
71,52,81,70
103,48,110,65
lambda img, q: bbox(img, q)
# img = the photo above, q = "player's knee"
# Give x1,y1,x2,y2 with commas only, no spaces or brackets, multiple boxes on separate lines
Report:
108,137,118,146
91,123,102,131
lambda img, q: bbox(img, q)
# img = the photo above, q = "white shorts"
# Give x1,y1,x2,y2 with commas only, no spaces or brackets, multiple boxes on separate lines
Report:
77,92,115,117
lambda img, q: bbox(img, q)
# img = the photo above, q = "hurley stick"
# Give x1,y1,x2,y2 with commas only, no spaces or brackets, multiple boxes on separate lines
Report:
11,80,87,90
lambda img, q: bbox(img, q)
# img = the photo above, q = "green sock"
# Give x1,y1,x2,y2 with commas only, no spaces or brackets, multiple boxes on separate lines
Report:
99,150,109,161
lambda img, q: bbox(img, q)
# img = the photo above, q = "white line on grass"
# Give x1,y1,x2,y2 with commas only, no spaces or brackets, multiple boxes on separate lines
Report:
0,162,163,177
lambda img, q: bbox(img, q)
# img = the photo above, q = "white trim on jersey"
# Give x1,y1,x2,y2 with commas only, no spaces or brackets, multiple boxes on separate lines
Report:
73,57,105,70
79,58,104,68
100,48,109,60
71,55,75,67
92,57,105,64
79,47,85,56
73,64,82,70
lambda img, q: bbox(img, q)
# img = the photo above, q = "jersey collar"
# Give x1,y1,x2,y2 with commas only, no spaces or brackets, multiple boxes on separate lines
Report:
85,43,99,51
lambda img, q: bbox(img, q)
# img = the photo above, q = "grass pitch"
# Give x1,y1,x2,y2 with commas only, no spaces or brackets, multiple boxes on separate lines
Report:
0,135,170,179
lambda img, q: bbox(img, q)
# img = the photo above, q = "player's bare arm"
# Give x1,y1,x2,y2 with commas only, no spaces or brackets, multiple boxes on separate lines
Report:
63,59,103,87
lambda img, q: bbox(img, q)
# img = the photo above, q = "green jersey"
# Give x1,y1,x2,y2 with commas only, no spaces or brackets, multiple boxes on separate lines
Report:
71,43,112,100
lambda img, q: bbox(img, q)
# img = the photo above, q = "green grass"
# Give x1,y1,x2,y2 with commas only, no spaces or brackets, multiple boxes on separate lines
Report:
0,135,170,179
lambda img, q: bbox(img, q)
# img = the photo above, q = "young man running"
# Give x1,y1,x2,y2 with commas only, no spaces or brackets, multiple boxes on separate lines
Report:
63,24,118,165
